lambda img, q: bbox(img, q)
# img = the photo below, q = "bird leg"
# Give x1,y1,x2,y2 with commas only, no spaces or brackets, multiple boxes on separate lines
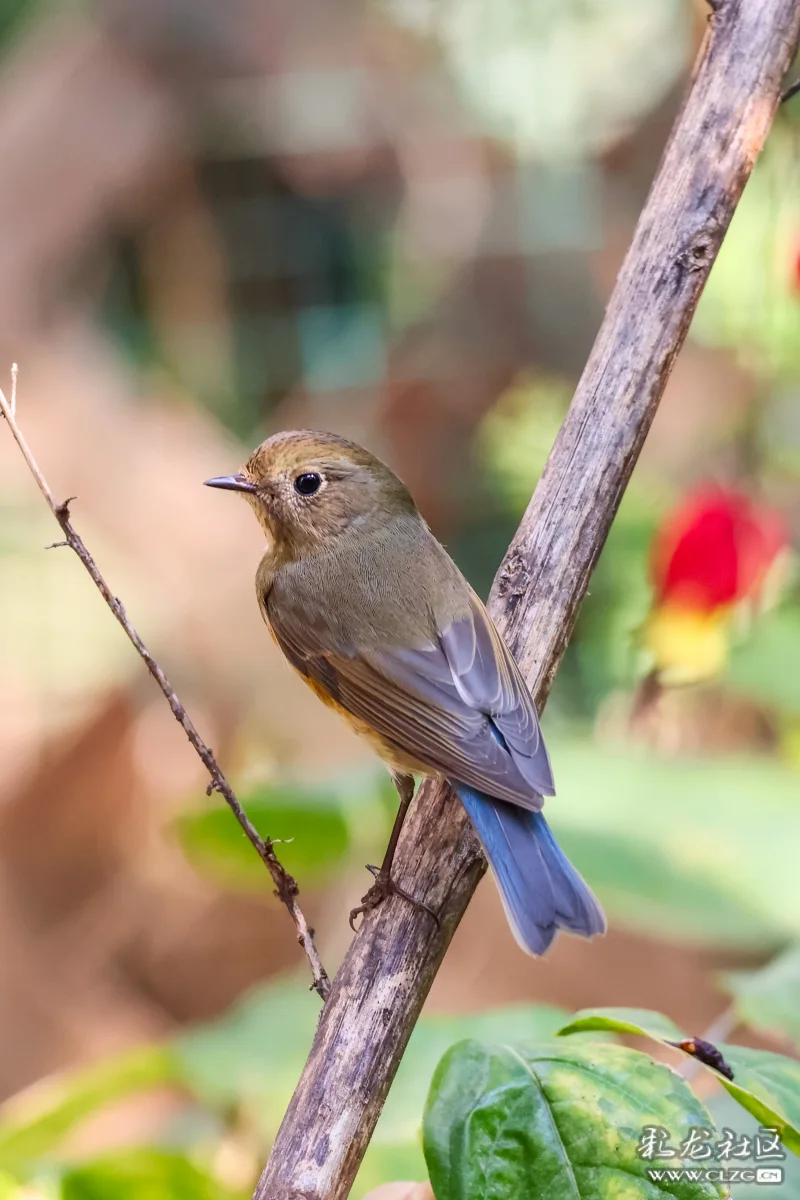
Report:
348,772,440,931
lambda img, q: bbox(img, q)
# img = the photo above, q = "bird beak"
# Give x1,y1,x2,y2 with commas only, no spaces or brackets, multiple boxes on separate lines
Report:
204,473,258,494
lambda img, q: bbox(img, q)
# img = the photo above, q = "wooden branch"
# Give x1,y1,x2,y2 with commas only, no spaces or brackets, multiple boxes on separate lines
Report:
0,379,330,1002
255,2,800,1197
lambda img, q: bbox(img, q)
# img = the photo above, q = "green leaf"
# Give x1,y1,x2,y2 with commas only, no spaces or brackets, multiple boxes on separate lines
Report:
424,1038,723,1199
358,1004,572,1193
723,944,800,1045
61,1150,239,1200
718,1046,800,1158
559,1007,685,1043
0,1047,177,1173
176,783,354,892
543,735,800,947
557,1008,800,1156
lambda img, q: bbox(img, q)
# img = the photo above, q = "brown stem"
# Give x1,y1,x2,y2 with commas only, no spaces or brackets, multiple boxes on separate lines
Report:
0,382,330,1002
254,1,800,1195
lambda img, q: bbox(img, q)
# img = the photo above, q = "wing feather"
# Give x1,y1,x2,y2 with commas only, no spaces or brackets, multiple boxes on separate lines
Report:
266,586,553,808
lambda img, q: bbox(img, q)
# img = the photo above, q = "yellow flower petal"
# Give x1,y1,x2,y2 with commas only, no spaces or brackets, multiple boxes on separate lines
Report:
641,603,730,685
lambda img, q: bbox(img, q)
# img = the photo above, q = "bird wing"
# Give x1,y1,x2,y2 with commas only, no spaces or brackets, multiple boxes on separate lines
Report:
265,586,554,809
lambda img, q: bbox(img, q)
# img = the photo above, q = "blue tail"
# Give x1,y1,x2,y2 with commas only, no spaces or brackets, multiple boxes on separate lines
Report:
455,785,606,956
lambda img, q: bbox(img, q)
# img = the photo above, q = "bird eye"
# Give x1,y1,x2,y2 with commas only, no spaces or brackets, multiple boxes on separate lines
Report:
294,471,322,496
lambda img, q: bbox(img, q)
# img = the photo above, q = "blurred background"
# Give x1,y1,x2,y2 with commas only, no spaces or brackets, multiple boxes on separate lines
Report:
1,0,800,1195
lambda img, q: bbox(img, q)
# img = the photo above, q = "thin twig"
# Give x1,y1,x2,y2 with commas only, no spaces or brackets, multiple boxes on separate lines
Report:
0,377,330,1002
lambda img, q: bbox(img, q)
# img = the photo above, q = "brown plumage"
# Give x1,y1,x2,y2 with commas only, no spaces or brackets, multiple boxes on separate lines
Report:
205,430,605,955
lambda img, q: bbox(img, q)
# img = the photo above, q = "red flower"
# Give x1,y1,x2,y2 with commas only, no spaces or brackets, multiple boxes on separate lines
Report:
643,487,789,685
651,487,787,614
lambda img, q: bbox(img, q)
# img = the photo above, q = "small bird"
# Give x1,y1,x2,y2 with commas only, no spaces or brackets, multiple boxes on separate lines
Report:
206,431,605,955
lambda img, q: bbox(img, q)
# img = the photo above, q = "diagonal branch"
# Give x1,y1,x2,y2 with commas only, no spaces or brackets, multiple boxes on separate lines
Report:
255,1,800,1196
0,381,330,1002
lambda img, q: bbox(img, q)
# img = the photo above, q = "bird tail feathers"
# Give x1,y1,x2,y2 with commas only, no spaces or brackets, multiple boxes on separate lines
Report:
455,784,606,956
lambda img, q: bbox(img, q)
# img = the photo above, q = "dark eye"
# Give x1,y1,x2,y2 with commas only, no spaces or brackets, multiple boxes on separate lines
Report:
294,472,322,496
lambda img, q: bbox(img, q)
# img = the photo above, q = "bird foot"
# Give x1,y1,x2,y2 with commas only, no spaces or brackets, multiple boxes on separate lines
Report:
348,864,440,932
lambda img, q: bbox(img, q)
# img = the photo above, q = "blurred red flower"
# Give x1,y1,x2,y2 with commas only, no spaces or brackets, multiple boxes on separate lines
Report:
643,487,789,685
652,487,787,613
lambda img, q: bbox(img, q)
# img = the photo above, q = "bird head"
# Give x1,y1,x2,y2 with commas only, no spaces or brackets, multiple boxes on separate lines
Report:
205,430,416,556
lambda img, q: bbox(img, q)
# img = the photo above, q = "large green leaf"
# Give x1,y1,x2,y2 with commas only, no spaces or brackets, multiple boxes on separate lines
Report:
61,1150,240,1200
424,1038,723,1199
723,944,800,1046
558,1008,800,1156
543,735,800,947
0,1047,177,1174
357,1004,572,1193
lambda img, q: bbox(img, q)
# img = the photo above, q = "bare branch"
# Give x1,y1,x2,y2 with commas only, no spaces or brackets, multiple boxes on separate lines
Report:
0,379,330,1002
255,1,800,1196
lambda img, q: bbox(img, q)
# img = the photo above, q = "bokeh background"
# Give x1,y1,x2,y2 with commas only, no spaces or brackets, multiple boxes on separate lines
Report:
1,0,800,1196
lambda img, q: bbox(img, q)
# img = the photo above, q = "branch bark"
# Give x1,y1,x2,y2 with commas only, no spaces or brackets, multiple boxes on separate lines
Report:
255,1,800,1197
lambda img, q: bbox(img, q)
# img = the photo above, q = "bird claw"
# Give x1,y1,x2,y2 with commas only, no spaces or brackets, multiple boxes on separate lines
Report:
348,865,440,932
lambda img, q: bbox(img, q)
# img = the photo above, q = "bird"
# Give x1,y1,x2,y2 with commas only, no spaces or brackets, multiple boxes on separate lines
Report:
205,430,606,955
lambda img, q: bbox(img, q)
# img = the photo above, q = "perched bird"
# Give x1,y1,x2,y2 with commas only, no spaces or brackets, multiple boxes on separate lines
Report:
205,431,605,955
